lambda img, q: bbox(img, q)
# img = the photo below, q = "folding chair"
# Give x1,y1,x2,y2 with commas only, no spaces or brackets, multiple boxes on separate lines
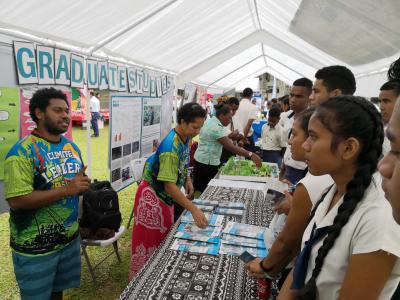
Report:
127,158,146,228
81,226,126,284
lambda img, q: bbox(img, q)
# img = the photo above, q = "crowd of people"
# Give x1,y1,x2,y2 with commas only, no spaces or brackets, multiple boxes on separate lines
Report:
2,57,400,299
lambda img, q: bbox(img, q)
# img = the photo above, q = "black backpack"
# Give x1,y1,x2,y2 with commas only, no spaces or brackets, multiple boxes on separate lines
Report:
80,180,122,232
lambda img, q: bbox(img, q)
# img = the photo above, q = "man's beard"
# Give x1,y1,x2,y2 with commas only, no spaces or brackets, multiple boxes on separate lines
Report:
43,117,68,135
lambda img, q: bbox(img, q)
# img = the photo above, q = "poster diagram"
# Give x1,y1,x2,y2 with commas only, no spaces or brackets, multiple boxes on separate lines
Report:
20,87,73,140
160,88,174,139
141,97,161,157
110,95,142,191
0,87,20,180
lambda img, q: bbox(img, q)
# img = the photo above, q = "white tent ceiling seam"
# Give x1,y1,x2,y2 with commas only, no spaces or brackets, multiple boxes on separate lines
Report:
88,0,182,55
207,54,264,87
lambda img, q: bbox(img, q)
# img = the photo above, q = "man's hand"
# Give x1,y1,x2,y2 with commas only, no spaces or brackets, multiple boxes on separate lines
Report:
185,178,195,200
64,166,91,196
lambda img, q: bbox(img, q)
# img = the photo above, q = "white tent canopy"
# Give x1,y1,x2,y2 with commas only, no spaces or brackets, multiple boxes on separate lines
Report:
0,0,399,95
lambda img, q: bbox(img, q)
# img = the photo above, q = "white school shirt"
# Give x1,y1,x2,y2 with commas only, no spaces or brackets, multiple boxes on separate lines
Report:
301,174,400,300
232,115,243,135
260,124,284,151
279,110,293,146
283,145,308,170
383,125,391,156
235,98,258,137
298,173,334,207
90,96,100,113
280,111,307,170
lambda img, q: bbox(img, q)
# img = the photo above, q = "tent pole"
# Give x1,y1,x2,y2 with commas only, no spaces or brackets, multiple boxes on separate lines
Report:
83,85,92,178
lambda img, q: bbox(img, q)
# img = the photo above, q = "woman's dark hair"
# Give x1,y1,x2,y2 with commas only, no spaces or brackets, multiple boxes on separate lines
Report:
214,103,232,117
295,107,315,136
29,88,69,123
177,102,207,124
226,97,239,106
381,57,400,97
299,96,383,299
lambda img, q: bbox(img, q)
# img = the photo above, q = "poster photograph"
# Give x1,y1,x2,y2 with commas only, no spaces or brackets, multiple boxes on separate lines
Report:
110,95,142,191
141,97,161,157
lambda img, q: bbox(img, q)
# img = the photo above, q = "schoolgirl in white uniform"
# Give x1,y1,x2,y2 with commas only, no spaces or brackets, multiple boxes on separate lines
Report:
278,96,400,300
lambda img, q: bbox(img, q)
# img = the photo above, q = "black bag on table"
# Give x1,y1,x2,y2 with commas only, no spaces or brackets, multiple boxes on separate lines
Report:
80,180,121,232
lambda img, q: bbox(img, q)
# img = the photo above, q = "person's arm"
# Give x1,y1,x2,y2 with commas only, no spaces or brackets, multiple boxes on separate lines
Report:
8,168,91,210
218,136,262,167
265,185,312,274
277,269,298,300
157,149,208,228
246,184,312,277
185,176,194,200
338,252,397,299
228,130,243,141
164,182,207,228
243,118,255,138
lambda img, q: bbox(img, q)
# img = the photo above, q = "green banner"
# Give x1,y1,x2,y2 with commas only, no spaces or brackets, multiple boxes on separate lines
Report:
0,87,20,180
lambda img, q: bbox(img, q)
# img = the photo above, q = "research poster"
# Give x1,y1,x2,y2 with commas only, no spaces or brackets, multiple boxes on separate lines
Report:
0,87,20,180
110,95,142,191
141,97,161,158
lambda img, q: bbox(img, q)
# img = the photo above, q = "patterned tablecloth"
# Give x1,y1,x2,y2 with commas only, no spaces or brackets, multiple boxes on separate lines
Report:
119,185,275,300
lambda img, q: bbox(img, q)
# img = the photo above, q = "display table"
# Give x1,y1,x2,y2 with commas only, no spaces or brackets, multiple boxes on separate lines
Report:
119,185,275,300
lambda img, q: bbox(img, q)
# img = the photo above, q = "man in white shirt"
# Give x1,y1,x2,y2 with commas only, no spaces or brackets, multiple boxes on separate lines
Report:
309,65,356,108
89,91,101,137
234,87,259,152
261,106,284,167
280,78,312,184
379,79,400,155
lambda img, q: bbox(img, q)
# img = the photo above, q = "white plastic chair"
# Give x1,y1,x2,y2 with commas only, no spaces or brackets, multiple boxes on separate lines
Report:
81,226,126,284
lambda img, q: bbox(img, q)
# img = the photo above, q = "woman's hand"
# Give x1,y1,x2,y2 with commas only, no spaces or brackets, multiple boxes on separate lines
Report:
280,178,292,186
246,258,265,278
192,207,208,228
274,191,293,215
251,153,262,167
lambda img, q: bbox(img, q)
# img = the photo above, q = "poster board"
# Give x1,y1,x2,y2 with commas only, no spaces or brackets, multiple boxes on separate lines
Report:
0,87,20,180
141,97,161,158
109,95,142,191
19,87,73,140
109,71,174,191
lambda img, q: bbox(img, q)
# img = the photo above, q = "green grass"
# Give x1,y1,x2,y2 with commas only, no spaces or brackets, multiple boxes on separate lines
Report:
0,124,136,300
